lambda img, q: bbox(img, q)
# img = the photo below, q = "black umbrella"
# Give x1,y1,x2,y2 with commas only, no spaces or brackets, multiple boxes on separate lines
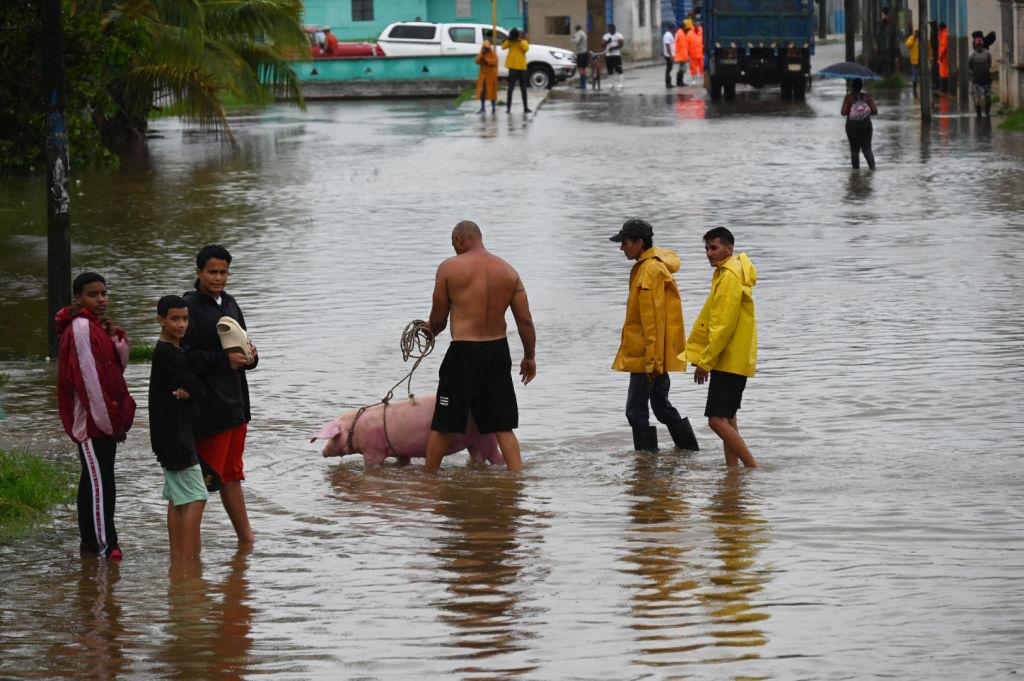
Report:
817,62,881,80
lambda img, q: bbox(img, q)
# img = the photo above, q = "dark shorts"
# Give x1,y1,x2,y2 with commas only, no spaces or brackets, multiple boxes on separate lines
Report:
606,55,623,74
576,52,590,69
431,338,518,434
705,370,747,419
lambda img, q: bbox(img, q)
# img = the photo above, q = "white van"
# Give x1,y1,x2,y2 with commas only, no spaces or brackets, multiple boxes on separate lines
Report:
377,22,576,88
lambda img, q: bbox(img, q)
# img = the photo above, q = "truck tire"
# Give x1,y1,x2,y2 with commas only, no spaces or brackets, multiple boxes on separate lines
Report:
527,65,553,89
781,78,793,100
709,75,723,101
793,76,806,100
724,81,736,101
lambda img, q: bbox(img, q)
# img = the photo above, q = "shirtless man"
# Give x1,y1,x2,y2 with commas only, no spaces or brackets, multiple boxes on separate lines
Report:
424,221,536,473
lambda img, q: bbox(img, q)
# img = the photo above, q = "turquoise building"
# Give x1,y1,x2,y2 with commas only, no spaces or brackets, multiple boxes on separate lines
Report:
303,0,526,40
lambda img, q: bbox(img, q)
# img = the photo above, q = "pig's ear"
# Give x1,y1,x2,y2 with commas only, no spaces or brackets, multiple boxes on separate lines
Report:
313,420,341,442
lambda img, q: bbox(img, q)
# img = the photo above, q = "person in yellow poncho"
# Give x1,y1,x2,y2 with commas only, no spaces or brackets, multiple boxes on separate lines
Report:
610,218,700,453
502,28,531,113
474,40,499,114
683,227,759,468
905,29,931,97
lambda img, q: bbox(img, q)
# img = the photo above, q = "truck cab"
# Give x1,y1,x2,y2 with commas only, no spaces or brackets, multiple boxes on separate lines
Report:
377,22,577,88
703,0,815,100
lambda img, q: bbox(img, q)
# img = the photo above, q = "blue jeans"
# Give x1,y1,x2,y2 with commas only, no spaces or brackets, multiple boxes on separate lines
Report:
626,373,681,428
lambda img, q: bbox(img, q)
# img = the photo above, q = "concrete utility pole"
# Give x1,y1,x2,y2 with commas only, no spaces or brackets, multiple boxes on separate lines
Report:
845,0,857,62
41,0,72,358
918,0,932,123
818,0,828,39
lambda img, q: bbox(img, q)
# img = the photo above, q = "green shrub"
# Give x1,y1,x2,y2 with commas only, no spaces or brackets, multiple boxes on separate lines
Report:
129,343,155,361
0,449,75,543
998,108,1024,132
874,74,906,89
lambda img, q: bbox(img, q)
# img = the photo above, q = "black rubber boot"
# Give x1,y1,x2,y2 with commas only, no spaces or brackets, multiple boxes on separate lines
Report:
976,105,982,117
631,426,658,452
667,418,700,451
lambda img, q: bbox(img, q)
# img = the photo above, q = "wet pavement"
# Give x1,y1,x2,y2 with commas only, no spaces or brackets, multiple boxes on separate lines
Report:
1,41,1023,679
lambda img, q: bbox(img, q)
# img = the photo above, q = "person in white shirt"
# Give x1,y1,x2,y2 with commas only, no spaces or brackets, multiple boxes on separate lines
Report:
602,24,625,88
572,25,589,89
662,22,676,88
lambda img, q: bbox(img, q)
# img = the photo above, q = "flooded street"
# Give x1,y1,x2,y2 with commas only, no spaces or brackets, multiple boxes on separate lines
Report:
2,42,1023,679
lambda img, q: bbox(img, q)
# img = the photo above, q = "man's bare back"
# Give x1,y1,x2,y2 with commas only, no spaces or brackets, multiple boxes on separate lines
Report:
437,249,519,340
428,221,536,381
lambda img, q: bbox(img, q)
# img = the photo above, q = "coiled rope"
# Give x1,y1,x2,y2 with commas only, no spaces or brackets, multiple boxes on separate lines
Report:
346,320,435,457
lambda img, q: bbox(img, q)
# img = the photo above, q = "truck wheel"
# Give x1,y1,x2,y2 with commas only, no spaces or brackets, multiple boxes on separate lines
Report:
724,81,736,101
527,65,553,89
793,77,806,100
780,78,793,100
709,76,722,101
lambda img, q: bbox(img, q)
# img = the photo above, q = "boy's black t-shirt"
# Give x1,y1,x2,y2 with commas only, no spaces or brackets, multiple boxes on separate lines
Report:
149,340,206,471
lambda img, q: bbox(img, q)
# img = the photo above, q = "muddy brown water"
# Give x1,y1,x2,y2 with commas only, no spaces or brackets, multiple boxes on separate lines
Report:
1,44,1023,679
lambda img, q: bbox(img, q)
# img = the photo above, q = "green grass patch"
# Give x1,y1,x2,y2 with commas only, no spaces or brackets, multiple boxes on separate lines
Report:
873,74,906,89
998,108,1024,132
129,343,155,361
149,88,274,120
0,449,75,544
452,86,477,106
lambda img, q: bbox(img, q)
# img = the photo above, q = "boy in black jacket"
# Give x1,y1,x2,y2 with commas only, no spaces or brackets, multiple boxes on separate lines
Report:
183,244,258,544
150,295,208,559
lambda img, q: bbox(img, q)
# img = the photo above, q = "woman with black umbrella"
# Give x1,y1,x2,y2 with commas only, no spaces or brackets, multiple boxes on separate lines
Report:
841,78,878,170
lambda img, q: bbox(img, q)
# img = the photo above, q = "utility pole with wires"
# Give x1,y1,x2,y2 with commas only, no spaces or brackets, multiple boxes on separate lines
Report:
918,0,932,123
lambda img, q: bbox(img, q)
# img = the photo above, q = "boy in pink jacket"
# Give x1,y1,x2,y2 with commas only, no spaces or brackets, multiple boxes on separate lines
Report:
56,272,136,560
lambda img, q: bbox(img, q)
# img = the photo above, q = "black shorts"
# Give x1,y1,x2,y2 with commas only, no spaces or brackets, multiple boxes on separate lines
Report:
431,338,518,434
606,55,623,74
704,370,747,419
576,52,590,69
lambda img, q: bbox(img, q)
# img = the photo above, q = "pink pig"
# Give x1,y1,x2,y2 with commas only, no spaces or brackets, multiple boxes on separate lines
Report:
312,393,504,468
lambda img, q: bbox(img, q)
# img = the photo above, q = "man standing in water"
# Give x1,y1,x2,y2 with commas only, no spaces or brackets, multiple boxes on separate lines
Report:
685,227,759,468
424,221,536,473
183,244,258,542
611,219,699,453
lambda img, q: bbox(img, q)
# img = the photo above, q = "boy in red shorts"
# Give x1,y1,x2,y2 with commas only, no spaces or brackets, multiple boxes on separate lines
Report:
183,245,258,543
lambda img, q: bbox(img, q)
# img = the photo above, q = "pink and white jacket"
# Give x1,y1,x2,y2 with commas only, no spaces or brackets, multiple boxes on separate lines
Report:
56,306,136,443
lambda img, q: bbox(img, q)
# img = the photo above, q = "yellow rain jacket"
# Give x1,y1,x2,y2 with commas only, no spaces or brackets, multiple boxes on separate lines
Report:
612,247,687,375
683,253,757,377
503,38,530,71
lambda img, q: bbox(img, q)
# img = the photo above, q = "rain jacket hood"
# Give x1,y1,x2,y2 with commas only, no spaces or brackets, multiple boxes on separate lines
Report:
683,253,757,377
55,305,135,443
612,246,688,375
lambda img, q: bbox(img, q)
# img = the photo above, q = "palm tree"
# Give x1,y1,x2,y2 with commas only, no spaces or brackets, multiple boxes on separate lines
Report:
97,0,307,149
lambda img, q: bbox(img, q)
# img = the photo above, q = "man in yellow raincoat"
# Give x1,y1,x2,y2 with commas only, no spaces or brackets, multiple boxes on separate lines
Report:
611,219,699,453
475,40,499,114
684,227,758,467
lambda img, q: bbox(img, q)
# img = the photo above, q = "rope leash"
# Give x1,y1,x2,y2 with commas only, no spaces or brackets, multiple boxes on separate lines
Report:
346,320,435,457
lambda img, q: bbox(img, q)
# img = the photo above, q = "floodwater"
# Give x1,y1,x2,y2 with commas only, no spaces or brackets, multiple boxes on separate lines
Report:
1,42,1023,679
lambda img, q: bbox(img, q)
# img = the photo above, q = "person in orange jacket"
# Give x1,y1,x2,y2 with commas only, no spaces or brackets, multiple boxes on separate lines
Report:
673,21,690,86
687,22,703,85
474,40,499,114
937,22,949,92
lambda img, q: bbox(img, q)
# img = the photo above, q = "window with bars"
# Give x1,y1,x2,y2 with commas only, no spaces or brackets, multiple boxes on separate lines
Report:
352,0,373,22
456,0,471,18
638,0,646,27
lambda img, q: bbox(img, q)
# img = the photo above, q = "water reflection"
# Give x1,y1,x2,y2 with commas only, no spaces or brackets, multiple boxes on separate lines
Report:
428,474,536,678
844,169,876,202
702,469,769,660
622,453,701,667
674,95,706,120
156,549,254,680
48,559,128,679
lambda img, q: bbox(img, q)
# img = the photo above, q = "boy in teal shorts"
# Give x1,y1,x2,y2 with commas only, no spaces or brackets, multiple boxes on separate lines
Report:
149,295,208,559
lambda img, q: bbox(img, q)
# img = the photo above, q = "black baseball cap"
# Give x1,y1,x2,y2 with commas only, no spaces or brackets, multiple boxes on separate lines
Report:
609,218,654,242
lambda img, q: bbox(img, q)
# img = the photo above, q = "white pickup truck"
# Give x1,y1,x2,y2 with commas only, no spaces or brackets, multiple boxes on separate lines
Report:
377,22,576,88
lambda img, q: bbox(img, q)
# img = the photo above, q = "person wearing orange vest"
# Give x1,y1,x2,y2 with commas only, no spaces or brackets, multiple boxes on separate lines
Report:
937,22,949,92
673,21,690,86
687,22,703,85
